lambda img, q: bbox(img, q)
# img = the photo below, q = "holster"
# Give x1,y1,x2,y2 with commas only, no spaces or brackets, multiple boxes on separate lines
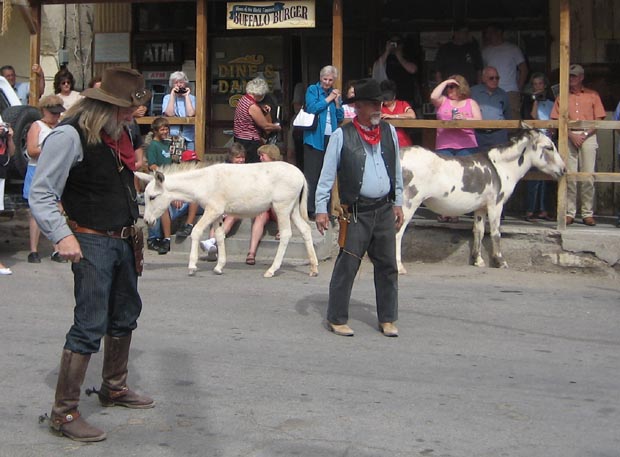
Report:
130,227,144,276
337,205,350,249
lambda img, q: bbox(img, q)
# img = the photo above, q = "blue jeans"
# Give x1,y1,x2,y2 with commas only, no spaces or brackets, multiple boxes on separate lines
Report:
147,202,190,240
436,147,478,157
526,180,547,213
65,233,142,354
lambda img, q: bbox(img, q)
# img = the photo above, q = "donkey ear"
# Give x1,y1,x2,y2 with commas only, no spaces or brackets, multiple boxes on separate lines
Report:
134,171,154,184
155,170,166,185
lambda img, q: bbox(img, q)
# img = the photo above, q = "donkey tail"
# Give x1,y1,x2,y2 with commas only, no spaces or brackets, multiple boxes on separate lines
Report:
299,177,310,223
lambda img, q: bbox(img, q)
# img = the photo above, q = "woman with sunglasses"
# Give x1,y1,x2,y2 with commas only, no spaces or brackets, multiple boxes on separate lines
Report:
53,69,82,111
430,75,482,222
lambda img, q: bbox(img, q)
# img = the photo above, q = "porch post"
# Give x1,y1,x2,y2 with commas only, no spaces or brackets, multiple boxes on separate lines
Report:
556,0,570,229
331,0,343,91
195,0,208,158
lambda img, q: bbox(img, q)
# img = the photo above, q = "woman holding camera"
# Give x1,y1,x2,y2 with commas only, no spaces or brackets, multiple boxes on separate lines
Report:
163,71,196,151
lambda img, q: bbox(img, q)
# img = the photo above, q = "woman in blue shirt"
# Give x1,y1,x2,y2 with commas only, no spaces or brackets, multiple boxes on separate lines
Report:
303,65,344,217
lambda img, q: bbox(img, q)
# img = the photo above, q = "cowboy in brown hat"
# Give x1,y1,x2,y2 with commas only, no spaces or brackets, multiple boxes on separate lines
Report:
315,78,404,338
29,67,153,442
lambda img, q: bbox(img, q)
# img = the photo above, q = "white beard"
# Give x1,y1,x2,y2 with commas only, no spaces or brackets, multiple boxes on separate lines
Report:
370,112,382,126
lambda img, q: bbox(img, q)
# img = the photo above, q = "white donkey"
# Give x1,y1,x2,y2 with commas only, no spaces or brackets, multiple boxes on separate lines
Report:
396,130,566,274
136,162,319,278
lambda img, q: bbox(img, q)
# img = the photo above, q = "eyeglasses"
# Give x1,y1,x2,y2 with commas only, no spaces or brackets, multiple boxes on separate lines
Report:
446,84,458,89
488,76,500,81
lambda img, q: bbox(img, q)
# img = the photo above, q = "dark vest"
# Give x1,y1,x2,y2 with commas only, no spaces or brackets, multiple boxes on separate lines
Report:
61,117,138,231
338,121,397,206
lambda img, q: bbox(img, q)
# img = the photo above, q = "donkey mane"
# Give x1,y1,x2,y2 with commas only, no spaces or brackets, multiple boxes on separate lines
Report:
156,162,208,176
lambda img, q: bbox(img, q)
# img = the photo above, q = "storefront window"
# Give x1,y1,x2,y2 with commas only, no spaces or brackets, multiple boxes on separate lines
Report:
209,36,284,149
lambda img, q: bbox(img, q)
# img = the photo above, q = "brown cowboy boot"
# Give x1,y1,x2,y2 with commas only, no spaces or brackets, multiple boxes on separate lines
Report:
50,349,107,442
96,334,154,409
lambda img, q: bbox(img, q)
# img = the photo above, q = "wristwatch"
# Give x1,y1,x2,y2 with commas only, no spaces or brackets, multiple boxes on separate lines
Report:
583,131,589,137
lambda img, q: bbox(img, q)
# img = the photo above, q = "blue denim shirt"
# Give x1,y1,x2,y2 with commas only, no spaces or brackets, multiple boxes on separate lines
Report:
302,82,344,151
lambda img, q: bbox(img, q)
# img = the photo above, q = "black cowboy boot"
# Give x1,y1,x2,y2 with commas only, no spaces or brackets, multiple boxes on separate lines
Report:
95,335,154,409
49,349,107,442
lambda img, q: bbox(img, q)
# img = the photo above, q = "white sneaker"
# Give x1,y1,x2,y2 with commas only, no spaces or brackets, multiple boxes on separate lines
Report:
199,240,212,252
0,267,12,275
206,244,218,262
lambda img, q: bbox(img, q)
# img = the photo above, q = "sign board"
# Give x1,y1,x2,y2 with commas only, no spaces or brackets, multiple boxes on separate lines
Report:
94,33,131,63
135,41,184,66
227,1,315,30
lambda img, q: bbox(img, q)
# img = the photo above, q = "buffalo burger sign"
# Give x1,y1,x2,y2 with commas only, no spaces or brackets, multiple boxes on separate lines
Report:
227,1,315,29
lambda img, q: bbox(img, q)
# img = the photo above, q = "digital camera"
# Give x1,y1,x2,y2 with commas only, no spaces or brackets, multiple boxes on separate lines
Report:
176,87,188,94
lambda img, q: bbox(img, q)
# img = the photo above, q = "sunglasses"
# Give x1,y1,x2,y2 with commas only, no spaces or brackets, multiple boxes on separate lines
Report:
60,80,72,85
488,76,500,81
446,84,458,89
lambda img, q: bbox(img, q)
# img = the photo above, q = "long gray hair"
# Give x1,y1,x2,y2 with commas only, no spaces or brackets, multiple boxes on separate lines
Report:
64,98,129,145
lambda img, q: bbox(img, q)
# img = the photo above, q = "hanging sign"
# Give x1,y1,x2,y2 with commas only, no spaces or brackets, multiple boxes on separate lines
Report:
227,1,315,30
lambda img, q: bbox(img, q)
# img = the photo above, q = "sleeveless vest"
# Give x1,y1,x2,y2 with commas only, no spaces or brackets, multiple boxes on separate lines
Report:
338,121,396,206
61,117,138,231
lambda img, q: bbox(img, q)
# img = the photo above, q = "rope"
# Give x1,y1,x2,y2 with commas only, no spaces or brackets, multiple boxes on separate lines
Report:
1,1,13,36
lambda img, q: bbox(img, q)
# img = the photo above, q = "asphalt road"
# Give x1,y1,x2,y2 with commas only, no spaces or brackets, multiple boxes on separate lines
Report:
0,248,619,457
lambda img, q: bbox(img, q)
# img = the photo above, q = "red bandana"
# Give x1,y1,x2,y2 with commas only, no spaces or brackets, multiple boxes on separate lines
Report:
352,117,381,145
101,129,136,171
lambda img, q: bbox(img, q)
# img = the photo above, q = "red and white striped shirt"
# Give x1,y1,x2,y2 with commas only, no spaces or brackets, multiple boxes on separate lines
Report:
233,94,261,141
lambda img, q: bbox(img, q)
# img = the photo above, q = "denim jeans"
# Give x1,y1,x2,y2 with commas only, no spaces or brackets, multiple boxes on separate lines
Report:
147,202,190,240
65,233,142,354
526,180,547,213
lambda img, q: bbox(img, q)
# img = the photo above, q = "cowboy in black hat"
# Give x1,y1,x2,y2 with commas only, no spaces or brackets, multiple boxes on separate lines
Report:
30,67,154,442
315,78,404,337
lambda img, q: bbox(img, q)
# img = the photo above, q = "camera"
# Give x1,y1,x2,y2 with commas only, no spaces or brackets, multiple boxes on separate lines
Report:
176,87,188,94
531,93,545,101
389,41,398,48
0,122,9,138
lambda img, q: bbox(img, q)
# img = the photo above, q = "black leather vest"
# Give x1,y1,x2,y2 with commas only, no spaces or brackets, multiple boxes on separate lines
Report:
61,117,138,231
338,121,396,206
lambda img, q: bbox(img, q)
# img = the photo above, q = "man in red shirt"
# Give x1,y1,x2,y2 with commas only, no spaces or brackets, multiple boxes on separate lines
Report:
551,64,606,226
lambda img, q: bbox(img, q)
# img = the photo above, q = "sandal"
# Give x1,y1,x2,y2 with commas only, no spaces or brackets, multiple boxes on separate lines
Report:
245,252,256,265
437,215,450,223
524,212,535,222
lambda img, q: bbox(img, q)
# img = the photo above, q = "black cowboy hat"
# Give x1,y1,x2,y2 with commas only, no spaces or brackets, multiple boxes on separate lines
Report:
344,78,385,104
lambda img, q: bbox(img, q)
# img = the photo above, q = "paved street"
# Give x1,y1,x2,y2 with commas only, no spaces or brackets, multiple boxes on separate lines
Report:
0,247,619,457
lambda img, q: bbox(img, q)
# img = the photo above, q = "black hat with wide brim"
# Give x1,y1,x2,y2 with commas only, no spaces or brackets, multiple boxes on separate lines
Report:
343,78,385,104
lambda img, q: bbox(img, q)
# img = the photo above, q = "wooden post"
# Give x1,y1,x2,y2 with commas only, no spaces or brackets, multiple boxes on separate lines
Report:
27,2,42,105
331,0,343,90
330,0,343,217
195,0,208,158
556,0,570,230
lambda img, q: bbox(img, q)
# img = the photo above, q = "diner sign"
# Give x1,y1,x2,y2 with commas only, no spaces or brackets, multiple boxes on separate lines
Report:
227,1,315,29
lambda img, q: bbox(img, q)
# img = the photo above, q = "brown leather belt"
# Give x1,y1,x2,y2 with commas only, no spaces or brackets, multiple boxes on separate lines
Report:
68,220,135,239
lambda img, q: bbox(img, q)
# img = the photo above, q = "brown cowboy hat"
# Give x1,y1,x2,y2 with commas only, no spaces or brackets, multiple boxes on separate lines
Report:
81,67,152,108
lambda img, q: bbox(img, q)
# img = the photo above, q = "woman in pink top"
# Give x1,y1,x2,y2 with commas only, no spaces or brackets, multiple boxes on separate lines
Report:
431,75,482,156
431,75,482,222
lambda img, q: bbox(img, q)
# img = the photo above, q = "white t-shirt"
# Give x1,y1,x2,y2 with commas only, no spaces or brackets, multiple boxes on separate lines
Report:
482,42,525,93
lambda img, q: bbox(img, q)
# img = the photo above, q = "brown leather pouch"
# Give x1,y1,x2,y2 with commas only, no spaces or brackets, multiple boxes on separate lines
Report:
337,206,350,249
131,227,144,276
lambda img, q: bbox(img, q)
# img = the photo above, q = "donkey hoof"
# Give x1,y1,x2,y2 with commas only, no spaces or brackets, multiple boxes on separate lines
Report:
308,269,319,277
398,264,408,275
473,258,486,268
213,267,223,275
188,268,197,276
263,270,275,278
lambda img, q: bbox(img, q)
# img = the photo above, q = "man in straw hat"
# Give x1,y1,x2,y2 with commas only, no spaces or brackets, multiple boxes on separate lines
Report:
315,78,404,337
30,67,154,442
